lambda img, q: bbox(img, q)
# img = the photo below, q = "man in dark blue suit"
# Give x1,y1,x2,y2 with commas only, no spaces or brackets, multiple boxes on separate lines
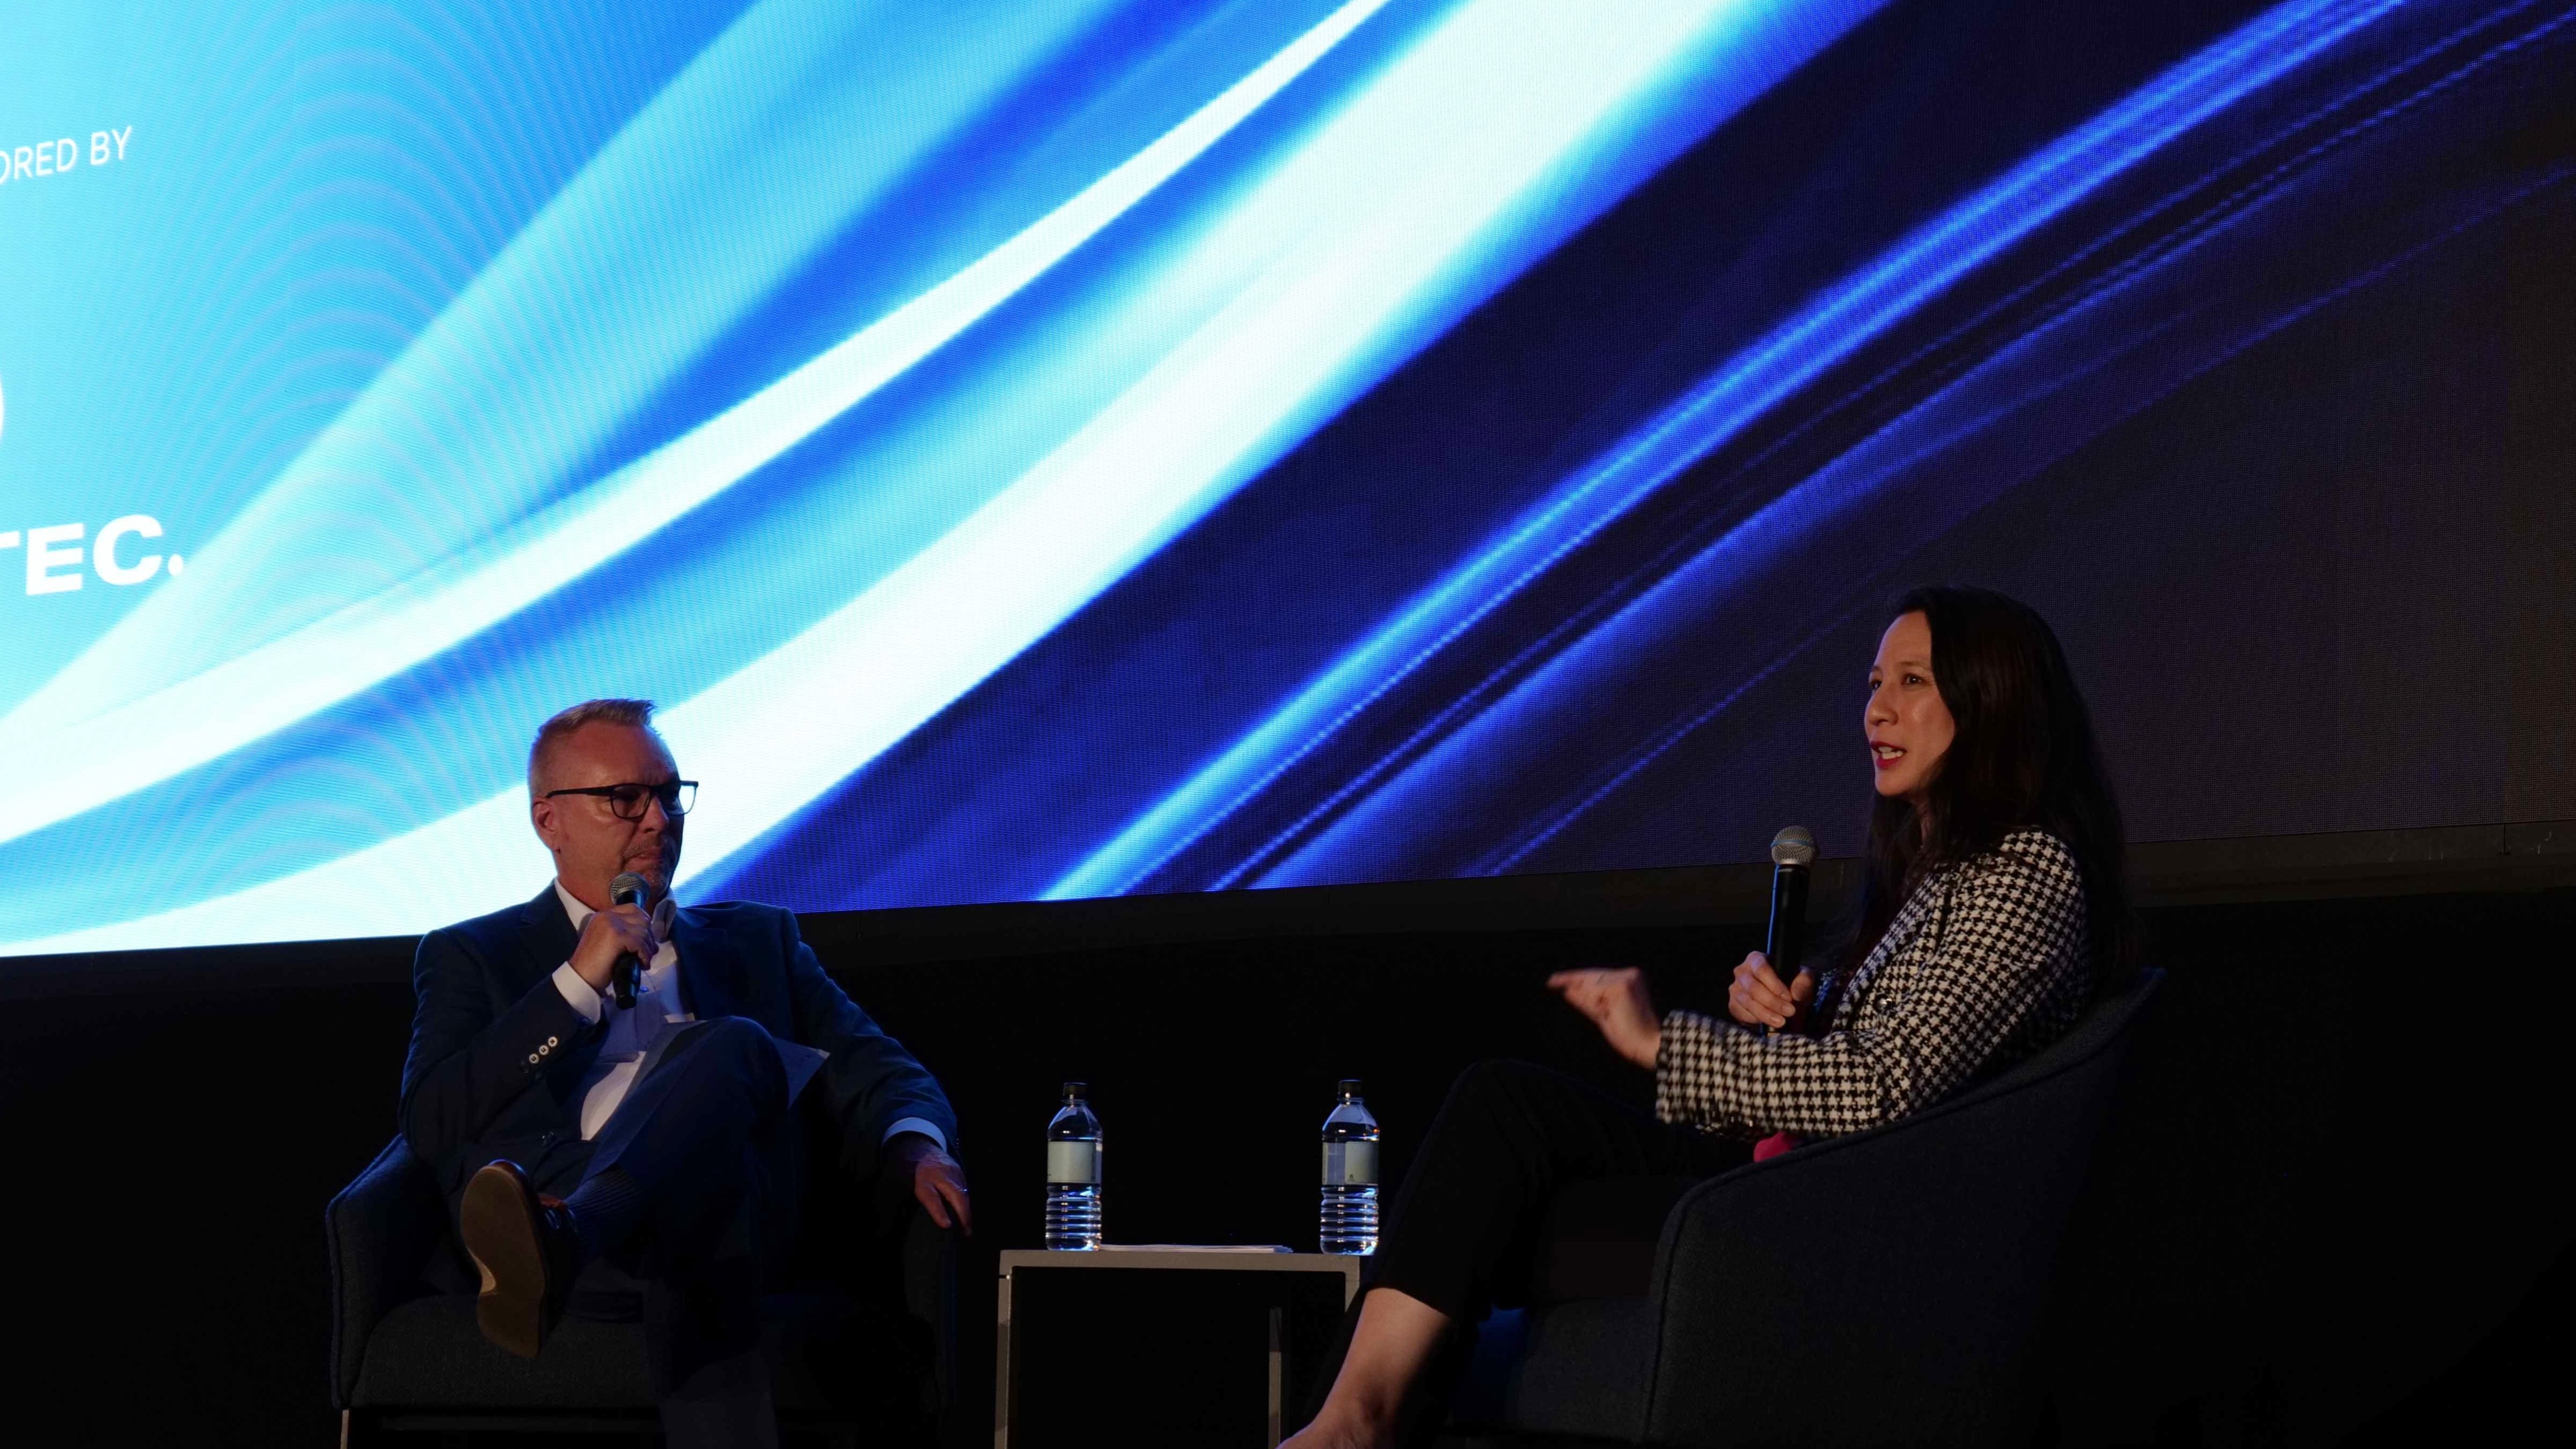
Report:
400,698,968,1445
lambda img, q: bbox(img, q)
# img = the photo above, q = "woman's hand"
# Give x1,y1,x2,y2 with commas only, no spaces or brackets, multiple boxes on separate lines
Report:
1727,950,1816,1031
1547,967,1663,1070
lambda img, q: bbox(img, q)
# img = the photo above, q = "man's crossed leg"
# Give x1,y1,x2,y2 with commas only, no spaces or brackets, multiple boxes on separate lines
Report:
462,1015,795,1447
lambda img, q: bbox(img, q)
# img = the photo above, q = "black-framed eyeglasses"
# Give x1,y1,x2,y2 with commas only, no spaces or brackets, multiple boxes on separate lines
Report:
543,780,698,821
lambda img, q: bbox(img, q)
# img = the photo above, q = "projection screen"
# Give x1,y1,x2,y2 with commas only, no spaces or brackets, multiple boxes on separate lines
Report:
2,0,2569,955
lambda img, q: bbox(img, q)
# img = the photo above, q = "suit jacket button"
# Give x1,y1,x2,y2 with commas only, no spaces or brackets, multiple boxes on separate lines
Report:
546,1036,559,1048
527,1053,540,1065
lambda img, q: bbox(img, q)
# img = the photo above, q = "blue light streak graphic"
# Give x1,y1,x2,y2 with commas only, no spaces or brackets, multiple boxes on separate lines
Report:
4,0,1892,953
1046,0,2416,899
4,0,2563,956
0,0,1392,854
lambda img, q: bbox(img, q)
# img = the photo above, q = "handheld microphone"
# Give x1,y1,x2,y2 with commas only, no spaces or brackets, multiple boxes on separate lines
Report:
608,872,649,1010
1763,827,1816,1024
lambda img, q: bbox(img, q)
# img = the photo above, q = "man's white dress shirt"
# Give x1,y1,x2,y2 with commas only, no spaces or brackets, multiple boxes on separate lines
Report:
547,882,947,1152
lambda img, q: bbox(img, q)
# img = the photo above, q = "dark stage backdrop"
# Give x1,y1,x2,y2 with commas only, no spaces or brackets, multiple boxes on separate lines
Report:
4,884,2568,1445
4,0,2572,957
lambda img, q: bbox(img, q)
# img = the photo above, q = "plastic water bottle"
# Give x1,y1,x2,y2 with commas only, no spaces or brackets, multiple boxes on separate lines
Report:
1044,1081,1103,1250
1319,1079,1380,1255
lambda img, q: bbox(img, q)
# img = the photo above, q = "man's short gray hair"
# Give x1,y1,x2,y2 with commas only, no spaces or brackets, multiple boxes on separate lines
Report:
529,698,660,794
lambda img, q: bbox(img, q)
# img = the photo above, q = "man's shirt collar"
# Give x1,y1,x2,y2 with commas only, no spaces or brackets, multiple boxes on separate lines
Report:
556,877,677,934
555,878,596,932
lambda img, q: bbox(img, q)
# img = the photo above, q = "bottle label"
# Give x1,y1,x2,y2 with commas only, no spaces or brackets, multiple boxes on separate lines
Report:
1322,1140,1378,1185
1046,1140,1100,1185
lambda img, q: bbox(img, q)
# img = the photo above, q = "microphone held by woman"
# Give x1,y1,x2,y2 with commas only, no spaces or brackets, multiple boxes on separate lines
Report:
1761,826,1815,1034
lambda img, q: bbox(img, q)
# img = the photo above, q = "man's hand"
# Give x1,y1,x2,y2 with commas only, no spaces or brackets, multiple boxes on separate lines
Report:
1547,967,1663,1070
1726,950,1816,1031
889,1132,972,1235
567,902,658,992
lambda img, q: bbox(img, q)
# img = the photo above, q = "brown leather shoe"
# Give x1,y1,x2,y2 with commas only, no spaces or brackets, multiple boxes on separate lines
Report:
460,1160,581,1359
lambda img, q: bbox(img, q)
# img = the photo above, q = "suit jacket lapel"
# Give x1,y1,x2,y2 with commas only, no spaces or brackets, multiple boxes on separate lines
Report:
1835,871,1944,1022
514,883,579,998
512,883,588,1124
668,904,726,1022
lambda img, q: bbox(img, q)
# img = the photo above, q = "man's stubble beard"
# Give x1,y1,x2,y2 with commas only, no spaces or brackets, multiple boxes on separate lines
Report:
645,831,682,895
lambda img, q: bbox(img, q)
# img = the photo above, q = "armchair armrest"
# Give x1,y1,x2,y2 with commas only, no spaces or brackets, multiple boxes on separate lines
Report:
325,1136,448,1408
1641,972,2157,1447
1643,1111,2059,1445
852,1130,961,1421
897,1197,961,1416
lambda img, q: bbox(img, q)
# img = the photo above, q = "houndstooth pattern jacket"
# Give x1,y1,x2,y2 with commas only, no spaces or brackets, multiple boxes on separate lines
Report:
1656,829,2092,1140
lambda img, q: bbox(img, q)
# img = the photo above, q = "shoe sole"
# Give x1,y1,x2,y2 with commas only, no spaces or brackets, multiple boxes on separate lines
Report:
461,1165,548,1359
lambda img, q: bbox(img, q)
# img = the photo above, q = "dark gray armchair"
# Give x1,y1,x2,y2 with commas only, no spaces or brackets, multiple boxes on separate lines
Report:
1446,969,2163,1448
327,1128,958,1446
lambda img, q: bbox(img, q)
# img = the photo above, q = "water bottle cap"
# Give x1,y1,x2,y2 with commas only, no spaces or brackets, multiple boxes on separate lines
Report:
1337,1078,1363,1097
1061,1081,1087,1100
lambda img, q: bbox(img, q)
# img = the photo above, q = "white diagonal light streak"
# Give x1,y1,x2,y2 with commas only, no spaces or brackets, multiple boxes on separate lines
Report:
0,0,1394,853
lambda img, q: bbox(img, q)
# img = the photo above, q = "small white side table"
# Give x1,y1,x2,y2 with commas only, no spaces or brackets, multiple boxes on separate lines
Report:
996,1248,1364,1448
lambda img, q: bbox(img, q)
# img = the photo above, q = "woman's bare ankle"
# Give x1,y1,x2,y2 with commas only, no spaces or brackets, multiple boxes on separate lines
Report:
1280,1401,1391,1449
1286,1287,1451,1449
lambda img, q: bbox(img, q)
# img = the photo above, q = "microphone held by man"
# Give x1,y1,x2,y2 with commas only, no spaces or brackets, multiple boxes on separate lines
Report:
608,870,648,1009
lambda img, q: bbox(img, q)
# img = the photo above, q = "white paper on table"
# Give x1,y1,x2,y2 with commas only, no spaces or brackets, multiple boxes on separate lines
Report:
1104,1243,1295,1253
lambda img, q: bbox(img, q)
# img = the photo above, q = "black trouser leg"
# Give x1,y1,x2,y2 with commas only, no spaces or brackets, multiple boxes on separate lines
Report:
1371,1059,1747,1323
1298,1061,1747,1441
570,1017,802,1427
580,1015,793,1218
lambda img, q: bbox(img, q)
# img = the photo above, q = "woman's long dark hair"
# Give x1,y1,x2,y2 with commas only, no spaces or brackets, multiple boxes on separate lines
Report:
1844,586,2136,985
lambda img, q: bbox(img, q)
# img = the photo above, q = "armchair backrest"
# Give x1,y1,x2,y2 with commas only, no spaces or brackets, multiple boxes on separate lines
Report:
324,1123,961,1415
324,1136,451,1408
1642,969,2163,1446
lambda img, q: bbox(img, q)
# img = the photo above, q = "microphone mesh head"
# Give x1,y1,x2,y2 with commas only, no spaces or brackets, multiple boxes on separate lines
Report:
1770,826,1817,868
609,871,649,906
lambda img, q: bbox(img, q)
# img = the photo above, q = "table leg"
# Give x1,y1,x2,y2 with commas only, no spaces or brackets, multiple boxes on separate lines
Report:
994,1265,1015,1449
1267,1305,1285,1448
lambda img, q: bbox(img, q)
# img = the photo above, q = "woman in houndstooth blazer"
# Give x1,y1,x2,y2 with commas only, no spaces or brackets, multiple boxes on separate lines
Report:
1287,587,2138,1449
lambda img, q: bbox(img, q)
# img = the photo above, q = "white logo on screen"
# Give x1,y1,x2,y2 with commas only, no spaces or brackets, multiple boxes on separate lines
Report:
2,516,184,594
0,380,188,593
